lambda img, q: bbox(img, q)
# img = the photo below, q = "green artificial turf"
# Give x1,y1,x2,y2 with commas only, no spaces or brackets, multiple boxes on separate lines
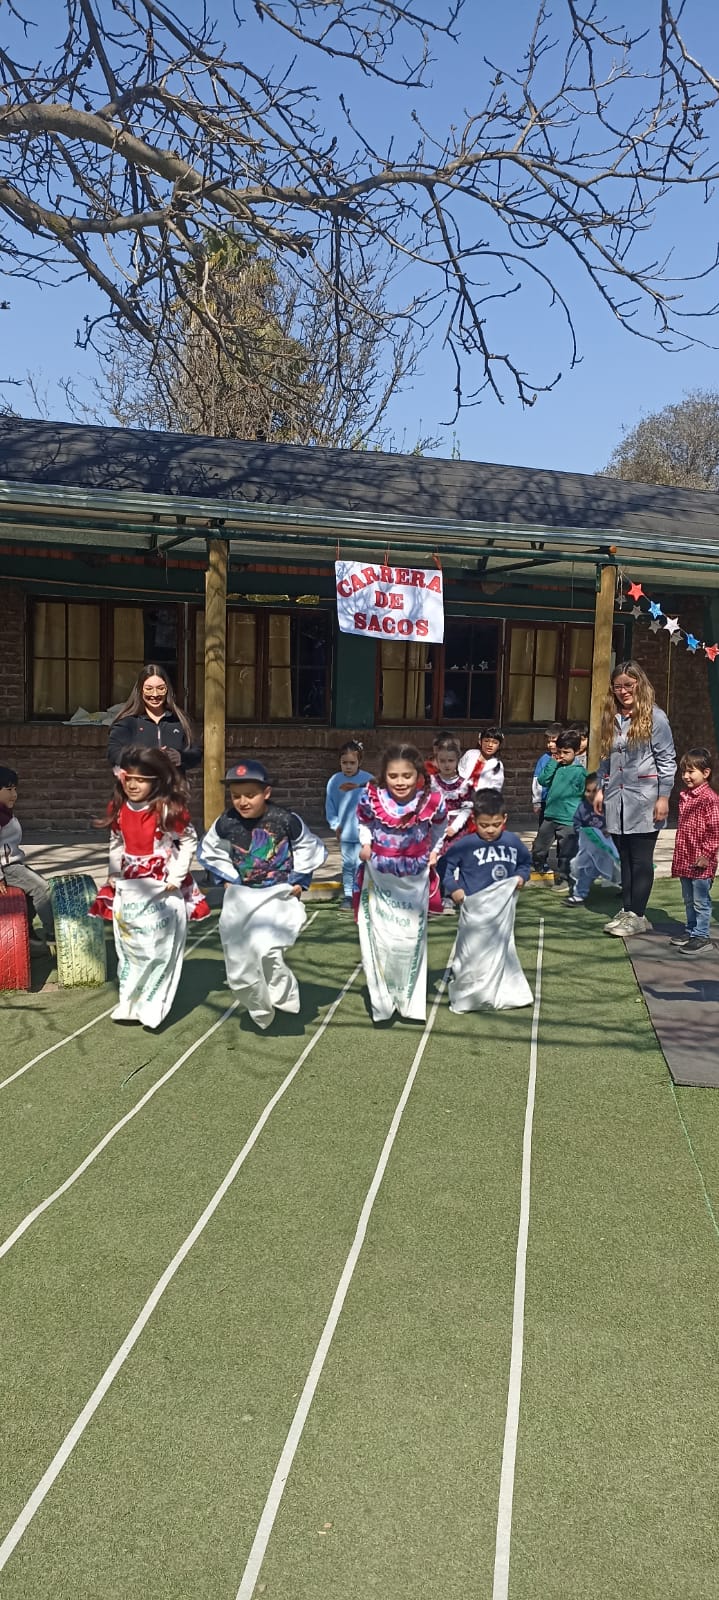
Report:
2,888,719,1599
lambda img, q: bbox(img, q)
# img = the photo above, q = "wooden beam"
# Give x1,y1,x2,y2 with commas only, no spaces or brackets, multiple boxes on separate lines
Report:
203,537,228,830
588,563,616,770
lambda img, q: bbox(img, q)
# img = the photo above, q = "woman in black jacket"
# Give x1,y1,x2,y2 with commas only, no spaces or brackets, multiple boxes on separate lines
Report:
107,664,201,775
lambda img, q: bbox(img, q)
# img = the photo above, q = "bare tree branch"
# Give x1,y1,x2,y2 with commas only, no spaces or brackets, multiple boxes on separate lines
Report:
0,1,718,414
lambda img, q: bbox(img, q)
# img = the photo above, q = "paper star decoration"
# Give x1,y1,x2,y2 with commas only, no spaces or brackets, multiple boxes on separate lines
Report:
631,604,642,619
627,581,644,601
706,644,719,663
648,600,663,620
686,633,700,652
649,620,662,633
663,616,680,635
670,631,682,647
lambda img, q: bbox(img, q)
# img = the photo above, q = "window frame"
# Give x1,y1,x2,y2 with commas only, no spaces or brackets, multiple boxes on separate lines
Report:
190,604,333,725
505,621,596,726
27,598,183,720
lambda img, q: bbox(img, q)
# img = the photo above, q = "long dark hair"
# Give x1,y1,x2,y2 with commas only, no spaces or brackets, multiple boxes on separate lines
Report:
101,745,189,832
112,663,193,745
379,743,427,785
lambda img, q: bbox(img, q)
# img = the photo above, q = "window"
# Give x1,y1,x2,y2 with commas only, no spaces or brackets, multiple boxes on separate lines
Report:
507,624,594,724
442,620,499,721
193,608,330,722
29,600,181,718
31,601,101,717
377,619,500,723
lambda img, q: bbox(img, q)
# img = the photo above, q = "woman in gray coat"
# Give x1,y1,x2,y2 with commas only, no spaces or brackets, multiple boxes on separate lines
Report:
594,660,676,936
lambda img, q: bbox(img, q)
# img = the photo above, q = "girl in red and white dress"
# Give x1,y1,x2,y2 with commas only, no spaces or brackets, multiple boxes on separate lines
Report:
90,746,208,1028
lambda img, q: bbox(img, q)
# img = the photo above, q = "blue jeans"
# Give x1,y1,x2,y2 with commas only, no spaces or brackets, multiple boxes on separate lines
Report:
680,876,713,940
340,838,360,900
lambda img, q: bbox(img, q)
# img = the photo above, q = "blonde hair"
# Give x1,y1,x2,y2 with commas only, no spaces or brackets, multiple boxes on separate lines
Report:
599,660,655,756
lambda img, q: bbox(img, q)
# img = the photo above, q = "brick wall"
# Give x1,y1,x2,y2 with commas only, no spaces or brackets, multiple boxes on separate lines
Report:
0,588,26,721
631,597,718,810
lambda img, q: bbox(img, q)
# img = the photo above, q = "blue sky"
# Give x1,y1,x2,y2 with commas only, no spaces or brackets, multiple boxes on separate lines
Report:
2,0,719,473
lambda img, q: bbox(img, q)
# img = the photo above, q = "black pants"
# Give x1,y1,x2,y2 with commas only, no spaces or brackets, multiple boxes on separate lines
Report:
532,819,577,882
611,831,658,917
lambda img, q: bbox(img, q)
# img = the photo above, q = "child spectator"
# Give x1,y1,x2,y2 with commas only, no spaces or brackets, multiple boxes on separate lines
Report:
438,788,533,1010
564,771,621,907
670,747,719,956
431,735,473,845
356,744,447,1021
531,730,585,890
200,760,325,1029
459,727,505,792
0,764,55,953
325,739,374,907
568,721,589,768
90,747,207,1028
531,723,562,815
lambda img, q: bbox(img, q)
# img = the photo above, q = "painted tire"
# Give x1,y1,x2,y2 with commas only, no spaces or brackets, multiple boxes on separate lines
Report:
0,886,31,991
49,874,108,988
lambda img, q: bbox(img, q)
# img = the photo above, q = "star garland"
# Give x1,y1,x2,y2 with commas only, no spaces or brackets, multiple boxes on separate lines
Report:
617,575,719,662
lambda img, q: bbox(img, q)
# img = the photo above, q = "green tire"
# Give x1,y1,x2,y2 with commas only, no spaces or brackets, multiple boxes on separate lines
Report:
49,874,108,988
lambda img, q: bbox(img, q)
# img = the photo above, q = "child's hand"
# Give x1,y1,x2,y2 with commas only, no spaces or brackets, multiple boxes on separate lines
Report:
533,804,540,815
593,788,604,815
694,854,710,870
359,844,371,863
335,828,341,841
290,883,303,899
428,851,438,868
451,889,465,905
514,877,525,892
0,881,7,896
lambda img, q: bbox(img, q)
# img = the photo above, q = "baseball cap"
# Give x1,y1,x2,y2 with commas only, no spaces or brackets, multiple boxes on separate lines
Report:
224,760,273,786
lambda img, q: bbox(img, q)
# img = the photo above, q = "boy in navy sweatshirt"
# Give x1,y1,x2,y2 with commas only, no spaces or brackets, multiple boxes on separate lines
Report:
438,788,532,902
438,788,533,1010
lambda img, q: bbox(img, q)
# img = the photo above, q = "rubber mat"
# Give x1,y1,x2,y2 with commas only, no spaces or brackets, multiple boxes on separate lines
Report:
627,927,719,1087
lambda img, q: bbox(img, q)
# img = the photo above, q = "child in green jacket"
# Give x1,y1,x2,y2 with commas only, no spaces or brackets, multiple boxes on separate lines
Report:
531,731,586,890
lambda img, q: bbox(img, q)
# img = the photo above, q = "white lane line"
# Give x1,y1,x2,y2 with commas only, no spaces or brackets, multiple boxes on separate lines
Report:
0,921,218,1094
235,948,455,1600
492,920,545,1600
0,963,360,1577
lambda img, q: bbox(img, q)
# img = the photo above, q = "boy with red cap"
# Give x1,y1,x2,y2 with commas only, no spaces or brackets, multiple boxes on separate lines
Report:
199,760,326,1028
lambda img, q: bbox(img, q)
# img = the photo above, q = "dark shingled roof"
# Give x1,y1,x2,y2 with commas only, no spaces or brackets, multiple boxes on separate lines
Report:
1,414,719,548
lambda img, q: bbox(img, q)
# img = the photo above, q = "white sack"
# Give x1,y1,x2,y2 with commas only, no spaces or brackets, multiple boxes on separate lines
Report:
449,878,532,1013
219,880,306,1029
112,875,187,1028
570,826,622,889
291,819,328,878
358,862,428,1023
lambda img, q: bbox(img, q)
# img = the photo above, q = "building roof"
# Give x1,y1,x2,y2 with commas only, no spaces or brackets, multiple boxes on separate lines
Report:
0,416,718,582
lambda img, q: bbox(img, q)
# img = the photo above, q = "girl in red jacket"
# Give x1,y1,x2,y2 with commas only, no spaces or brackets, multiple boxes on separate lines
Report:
670,747,719,957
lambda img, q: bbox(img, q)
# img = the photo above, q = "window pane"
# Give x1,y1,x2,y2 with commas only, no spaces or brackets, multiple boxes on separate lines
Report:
69,659,100,711
567,676,591,720
445,621,473,671
268,614,291,669
469,674,497,720
144,605,177,669
507,674,532,722
228,612,257,665
68,606,100,660
535,630,558,674
379,641,432,721
568,627,593,671
443,672,469,720
227,666,256,720
471,623,499,670
510,627,534,673
33,660,65,716
114,607,145,662
34,602,66,659
533,677,557,720
297,615,328,668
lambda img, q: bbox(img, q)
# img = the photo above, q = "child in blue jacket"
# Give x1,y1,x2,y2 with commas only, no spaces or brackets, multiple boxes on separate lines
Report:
325,740,374,906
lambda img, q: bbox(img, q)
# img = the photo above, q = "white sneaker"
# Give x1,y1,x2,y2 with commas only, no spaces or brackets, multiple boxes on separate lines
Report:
604,911,631,934
621,913,651,937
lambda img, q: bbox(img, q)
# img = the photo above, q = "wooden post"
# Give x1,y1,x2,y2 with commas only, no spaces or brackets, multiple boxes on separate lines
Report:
203,537,228,831
588,562,616,771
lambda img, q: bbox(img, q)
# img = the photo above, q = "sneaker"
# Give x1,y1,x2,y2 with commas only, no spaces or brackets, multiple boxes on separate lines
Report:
679,936,713,957
620,913,651,937
564,895,586,907
670,934,692,948
551,880,570,893
604,910,632,935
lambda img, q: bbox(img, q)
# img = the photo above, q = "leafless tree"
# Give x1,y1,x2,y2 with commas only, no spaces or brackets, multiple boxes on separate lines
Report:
63,230,428,447
604,389,719,489
1,2,719,416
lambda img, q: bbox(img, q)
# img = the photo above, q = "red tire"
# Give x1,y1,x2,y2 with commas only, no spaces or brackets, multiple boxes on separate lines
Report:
0,887,31,991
